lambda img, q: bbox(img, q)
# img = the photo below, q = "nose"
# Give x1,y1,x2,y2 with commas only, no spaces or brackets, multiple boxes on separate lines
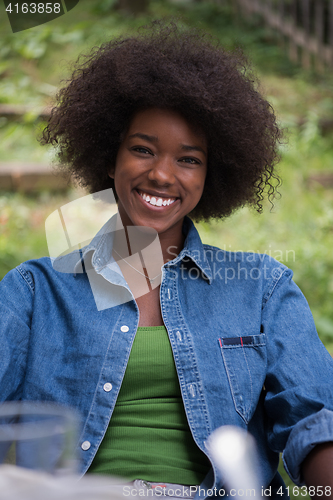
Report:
147,156,176,186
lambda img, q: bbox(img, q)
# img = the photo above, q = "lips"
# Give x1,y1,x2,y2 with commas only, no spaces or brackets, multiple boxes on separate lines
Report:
137,189,178,207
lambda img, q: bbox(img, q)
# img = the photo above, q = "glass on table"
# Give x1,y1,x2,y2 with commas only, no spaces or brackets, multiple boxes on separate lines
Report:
0,401,133,499
0,401,78,475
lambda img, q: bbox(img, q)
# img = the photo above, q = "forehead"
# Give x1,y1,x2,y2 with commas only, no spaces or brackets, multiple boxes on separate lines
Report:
125,107,207,147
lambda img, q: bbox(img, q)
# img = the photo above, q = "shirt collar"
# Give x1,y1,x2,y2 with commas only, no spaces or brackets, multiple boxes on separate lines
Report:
165,217,213,284
53,215,213,284
51,215,118,274
75,215,119,273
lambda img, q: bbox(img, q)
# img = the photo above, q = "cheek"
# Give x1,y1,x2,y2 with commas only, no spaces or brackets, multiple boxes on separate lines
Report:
195,172,207,195
112,146,128,178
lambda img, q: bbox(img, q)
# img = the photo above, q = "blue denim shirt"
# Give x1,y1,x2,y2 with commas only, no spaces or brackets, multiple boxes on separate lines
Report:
1,216,333,497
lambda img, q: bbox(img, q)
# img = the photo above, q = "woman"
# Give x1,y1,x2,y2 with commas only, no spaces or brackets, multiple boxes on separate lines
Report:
1,21,333,499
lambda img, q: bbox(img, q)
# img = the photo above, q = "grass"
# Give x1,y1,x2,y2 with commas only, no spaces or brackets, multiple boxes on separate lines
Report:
1,1,333,497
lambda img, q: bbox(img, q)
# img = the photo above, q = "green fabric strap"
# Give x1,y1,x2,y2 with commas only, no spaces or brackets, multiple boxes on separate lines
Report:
88,326,211,485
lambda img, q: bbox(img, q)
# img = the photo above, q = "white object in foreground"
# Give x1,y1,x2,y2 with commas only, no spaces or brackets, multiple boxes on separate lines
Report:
206,426,262,499
0,465,133,500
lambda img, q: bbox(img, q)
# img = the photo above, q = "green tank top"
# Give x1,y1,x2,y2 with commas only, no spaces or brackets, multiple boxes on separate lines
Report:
88,326,211,485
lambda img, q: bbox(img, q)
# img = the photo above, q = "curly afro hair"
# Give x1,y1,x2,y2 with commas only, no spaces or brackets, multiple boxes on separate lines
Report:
41,20,282,221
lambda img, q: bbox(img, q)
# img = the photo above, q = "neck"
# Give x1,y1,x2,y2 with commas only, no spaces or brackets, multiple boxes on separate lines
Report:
111,216,186,296
113,213,186,263
158,229,185,264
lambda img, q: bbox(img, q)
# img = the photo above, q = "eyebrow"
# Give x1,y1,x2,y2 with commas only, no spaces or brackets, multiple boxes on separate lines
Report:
181,144,207,157
128,133,158,142
128,133,207,157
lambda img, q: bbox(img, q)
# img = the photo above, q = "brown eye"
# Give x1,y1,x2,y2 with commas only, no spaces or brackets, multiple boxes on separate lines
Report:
180,157,200,165
132,147,153,154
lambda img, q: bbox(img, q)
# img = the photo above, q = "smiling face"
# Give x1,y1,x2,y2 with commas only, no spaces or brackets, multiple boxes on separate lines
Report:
109,107,207,243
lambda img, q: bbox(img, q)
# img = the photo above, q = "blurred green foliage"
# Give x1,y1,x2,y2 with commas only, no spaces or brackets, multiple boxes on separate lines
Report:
0,2,333,497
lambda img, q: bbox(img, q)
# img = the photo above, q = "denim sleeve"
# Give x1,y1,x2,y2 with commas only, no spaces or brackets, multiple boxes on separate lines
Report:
0,265,34,400
261,265,333,485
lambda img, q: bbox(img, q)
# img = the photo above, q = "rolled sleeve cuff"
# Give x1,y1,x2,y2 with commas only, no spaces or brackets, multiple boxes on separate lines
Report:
282,408,333,485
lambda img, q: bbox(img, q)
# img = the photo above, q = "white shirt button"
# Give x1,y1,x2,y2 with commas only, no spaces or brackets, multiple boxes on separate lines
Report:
81,441,91,451
103,382,112,392
121,325,129,332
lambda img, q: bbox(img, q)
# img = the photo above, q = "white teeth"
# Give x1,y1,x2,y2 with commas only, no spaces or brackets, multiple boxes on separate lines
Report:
139,191,176,207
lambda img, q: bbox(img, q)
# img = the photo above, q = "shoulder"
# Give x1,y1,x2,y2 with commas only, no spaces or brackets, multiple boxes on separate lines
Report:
1,251,83,294
203,243,290,273
201,243,294,295
0,257,54,321
1,257,51,293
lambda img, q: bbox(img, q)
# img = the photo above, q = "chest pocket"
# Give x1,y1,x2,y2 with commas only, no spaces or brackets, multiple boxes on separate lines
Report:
219,334,266,424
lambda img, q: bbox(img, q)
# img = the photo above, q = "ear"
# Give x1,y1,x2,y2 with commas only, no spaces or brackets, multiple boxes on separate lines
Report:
108,166,115,179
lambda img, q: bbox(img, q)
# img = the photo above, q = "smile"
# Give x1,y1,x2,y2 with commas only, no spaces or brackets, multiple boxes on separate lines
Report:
137,190,177,207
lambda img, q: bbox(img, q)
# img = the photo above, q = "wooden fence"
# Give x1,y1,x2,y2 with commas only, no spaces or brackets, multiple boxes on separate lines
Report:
229,0,333,71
